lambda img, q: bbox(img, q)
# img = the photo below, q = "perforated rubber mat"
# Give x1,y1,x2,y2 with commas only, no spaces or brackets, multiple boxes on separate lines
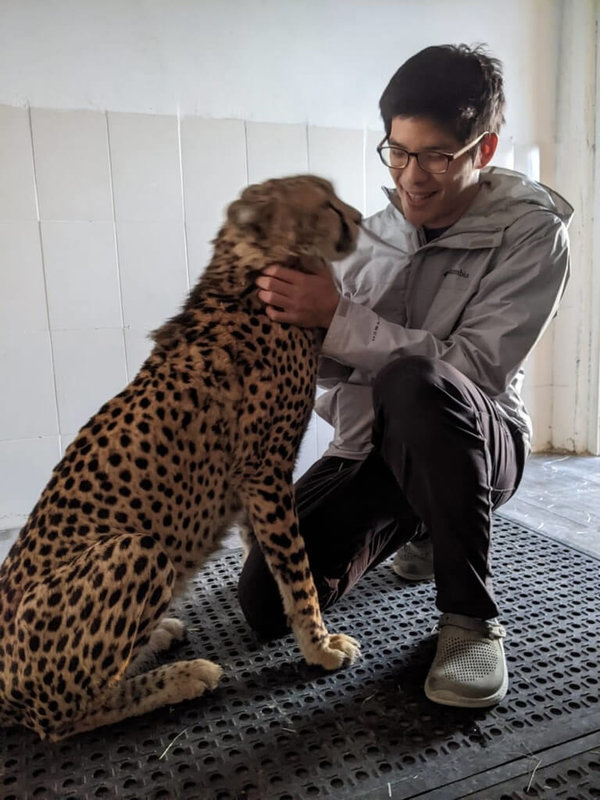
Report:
2,516,599,800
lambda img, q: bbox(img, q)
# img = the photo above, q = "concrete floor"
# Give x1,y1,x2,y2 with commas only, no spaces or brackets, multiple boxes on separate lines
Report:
500,452,600,557
1,452,599,564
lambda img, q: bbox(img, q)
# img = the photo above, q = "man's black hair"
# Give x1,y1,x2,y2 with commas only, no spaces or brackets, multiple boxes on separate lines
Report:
379,44,506,143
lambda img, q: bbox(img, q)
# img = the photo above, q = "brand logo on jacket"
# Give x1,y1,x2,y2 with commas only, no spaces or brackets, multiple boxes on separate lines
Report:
371,319,380,342
443,269,470,279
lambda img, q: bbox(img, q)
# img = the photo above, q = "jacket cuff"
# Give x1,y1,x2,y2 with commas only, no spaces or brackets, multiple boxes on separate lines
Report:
322,296,380,366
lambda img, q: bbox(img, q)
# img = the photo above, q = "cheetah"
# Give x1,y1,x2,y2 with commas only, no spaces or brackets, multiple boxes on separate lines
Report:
0,175,362,741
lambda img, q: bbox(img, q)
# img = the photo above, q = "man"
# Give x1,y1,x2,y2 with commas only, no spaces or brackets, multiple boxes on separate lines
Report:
238,44,572,708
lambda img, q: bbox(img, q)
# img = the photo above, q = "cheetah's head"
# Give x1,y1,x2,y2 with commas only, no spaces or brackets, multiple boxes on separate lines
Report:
226,175,361,272
153,177,361,346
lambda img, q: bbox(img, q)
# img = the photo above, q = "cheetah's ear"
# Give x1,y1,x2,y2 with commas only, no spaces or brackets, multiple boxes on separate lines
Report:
227,197,275,236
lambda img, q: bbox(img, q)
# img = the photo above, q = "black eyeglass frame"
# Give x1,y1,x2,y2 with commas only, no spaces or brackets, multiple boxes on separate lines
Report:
376,131,490,174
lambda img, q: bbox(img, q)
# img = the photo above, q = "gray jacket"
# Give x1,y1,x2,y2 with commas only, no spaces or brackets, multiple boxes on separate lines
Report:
316,166,573,459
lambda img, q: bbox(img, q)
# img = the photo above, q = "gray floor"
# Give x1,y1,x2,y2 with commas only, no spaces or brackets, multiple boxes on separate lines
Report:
500,452,600,557
1,453,599,564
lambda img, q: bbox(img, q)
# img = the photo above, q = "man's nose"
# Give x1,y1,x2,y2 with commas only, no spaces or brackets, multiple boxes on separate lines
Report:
401,154,430,182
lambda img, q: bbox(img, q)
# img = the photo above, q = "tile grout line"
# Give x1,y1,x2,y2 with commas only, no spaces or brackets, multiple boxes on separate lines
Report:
176,109,192,292
27,106,62,459
104,110,130,381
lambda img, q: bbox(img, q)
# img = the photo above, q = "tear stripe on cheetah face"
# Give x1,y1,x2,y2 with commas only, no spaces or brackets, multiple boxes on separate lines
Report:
0,175,361,741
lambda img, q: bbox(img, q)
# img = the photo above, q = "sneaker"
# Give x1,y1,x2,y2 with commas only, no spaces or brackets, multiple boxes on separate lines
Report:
391,538,434,581
424,613,508,708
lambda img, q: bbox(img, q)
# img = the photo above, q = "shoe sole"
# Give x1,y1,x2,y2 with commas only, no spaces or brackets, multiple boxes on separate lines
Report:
424,673,509,708
391,563,434,582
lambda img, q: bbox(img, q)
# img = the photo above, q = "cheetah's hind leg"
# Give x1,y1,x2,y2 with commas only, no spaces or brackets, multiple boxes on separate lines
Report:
52,658,223,741
235,511,255,563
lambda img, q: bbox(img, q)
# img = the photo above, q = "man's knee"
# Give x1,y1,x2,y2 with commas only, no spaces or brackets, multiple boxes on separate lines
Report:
372,356,477,456
373,356,445,418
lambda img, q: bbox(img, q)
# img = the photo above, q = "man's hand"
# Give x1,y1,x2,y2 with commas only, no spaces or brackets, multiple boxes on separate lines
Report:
256,265,340,329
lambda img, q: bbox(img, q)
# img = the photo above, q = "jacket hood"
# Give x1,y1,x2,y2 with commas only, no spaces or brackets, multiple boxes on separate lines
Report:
382,166,574,235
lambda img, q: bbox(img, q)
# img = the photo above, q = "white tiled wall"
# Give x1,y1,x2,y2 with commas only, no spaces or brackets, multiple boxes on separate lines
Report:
31,109,113,221
0,103,556,533
365,130,394,217
108,112,184,223
41,221,122,329
180,118,247,283
0,107,37,219
51,328,128,435
116,221,188,330
246,122,309,184
307,126,365,214
0,331,58,440
0,220,48,330
0,437,62,524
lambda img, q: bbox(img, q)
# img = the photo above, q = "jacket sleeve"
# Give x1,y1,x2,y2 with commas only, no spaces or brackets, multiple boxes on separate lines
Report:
321,211,571,398
317,227,386,389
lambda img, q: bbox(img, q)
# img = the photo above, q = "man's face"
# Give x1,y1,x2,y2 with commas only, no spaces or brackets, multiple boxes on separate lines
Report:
388,116,483,229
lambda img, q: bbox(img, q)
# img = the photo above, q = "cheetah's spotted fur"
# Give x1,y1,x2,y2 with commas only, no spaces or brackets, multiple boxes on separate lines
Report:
0,175,361,741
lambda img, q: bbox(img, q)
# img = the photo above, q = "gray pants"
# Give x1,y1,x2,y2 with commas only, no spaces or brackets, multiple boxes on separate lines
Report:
238,356,526,637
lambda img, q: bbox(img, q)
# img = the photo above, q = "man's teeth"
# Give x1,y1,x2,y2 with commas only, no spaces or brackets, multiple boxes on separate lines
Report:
406,191,435,203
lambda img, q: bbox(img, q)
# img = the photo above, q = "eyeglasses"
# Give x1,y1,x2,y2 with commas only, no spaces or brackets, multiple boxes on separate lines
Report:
376,131,490,174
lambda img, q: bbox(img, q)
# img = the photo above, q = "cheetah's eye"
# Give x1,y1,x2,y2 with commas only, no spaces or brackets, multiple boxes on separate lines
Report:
326,202,343,221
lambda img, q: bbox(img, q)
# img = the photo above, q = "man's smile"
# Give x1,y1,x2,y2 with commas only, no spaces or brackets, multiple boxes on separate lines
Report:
403,189,437,205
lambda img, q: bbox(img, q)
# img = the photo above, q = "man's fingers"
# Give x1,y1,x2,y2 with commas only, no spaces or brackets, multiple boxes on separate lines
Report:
257,288,291,309
260,264,280,278
255,266,338,328
255,275,293,296
260,264,296,281
255,275,280,291
265,305,297,323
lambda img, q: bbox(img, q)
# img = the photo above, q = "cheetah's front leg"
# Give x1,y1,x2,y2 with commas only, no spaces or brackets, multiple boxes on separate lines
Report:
242,480,360,670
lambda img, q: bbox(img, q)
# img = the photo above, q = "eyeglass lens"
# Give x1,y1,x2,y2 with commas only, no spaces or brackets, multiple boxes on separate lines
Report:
380,147,450,174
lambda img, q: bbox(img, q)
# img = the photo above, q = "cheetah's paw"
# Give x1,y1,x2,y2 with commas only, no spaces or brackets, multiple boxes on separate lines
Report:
158,617,186,643
184,658,223,692
307,633,361,671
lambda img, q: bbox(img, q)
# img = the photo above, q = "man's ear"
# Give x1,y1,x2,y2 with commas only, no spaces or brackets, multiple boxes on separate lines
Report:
477,132,499,168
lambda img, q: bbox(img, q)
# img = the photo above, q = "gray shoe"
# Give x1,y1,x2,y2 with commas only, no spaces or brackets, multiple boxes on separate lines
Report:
425,613,508,708
391,538,434,581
